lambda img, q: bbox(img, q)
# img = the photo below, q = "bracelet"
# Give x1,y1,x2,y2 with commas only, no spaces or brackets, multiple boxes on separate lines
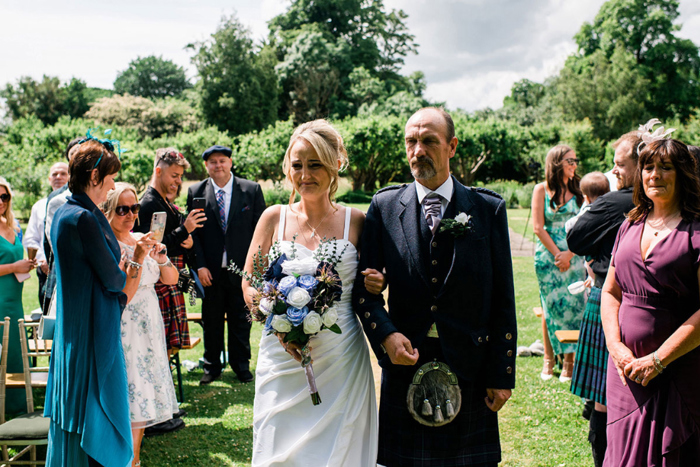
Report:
128,260,143,271
157,258,172,267
652,351,666,374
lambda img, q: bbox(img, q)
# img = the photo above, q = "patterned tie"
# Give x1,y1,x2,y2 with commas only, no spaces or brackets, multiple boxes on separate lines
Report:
423,193,443,235
216,189,226,231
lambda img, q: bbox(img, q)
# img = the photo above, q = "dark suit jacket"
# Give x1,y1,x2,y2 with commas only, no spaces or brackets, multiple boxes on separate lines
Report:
566,187,635,288
186,174,266,285
352,176,517,389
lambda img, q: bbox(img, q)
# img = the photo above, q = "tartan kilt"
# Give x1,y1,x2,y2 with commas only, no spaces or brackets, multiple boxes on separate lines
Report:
378,339,501,467
155,254,190,350
570,286,607,405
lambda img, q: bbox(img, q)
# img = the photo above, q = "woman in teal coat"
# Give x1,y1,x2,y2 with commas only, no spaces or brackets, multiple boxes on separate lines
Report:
45,138,133,467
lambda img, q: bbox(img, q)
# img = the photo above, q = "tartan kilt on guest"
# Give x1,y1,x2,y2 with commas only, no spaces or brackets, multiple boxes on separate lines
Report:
378,338,501,467
570,286,607,405
155,254,190,350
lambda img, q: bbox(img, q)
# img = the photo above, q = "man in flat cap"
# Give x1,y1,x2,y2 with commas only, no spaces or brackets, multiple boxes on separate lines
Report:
187,145,266,384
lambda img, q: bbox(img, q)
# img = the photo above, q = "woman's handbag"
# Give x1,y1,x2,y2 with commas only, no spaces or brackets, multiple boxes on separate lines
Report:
38,286,57,340
406,360,462,427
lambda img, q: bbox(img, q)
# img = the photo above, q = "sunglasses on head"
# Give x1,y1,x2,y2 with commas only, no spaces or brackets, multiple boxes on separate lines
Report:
160,151,185,162
0,194,10,202
115,204,141,216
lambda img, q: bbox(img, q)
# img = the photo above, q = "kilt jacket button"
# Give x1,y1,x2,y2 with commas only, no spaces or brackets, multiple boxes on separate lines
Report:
370,322,377,330
507,350,513,357
359,298,365,304
478,337,483,343
364,312,370,319
506,366,513,374
505,333,513,340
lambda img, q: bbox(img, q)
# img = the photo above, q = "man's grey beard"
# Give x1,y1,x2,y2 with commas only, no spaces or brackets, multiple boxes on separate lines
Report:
411,159,437,180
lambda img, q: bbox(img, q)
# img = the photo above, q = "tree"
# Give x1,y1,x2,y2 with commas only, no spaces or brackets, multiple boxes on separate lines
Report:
114,56,191,99
188,15,279,135
573,0,700,122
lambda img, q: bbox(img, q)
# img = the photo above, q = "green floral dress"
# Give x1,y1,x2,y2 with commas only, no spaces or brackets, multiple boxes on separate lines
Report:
534,192,586,355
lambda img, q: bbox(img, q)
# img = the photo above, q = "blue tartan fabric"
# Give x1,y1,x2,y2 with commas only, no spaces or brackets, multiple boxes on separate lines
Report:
378,339,501,467
570,287,607,405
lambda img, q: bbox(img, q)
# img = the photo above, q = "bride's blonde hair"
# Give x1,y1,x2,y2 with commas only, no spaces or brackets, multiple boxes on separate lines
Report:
282,119,349,205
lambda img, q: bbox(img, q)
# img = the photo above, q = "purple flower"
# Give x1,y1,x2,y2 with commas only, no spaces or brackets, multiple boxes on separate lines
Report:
298,274,318,293
286,306,309,326
263,280,278,294
278,276,298,297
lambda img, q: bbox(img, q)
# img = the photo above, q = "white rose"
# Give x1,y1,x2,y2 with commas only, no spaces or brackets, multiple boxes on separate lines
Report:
271,314,293,333
286,287,311,308
455,212,470,224
303,311,323,334
259,298,275,315
281,257,320,276
322,306,339,327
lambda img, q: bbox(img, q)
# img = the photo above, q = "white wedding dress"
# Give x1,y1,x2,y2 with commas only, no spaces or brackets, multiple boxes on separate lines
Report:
252,206,378,466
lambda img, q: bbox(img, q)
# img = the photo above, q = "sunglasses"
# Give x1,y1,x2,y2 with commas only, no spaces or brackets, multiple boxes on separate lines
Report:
115,204,141,216
160,151,185,162
563,158,580,166
0,194,10,202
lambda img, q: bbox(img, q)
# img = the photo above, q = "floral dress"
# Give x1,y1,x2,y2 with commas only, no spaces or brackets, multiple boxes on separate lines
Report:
534,193,586,355
120,235,179,427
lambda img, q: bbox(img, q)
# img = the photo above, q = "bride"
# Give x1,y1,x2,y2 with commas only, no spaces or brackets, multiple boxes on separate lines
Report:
242,120,383,466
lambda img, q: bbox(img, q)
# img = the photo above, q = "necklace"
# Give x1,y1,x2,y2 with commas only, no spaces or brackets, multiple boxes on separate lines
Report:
297,205,335,239
647,212,681,236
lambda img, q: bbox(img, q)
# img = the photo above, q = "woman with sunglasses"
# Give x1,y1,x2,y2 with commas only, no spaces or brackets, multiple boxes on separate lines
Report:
103,182,179,467
531,144,586,381
0,177,36,415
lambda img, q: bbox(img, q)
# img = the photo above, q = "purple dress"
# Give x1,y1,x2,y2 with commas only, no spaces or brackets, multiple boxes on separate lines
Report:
605,218,700,466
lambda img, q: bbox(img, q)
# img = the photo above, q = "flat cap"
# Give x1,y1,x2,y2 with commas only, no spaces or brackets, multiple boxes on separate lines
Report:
202,145,232,161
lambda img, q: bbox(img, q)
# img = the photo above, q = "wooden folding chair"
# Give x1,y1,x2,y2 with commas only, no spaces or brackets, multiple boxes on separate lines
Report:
0,317,50,465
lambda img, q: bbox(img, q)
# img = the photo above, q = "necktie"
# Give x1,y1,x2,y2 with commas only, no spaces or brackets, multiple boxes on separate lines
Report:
424,194,442,235
216,189,226,230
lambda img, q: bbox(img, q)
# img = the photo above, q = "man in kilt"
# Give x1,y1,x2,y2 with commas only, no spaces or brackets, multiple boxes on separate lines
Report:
353,107,517,466
566,131,639,467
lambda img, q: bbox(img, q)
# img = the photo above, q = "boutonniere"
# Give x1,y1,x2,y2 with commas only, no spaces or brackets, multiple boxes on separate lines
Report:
439,212,473,237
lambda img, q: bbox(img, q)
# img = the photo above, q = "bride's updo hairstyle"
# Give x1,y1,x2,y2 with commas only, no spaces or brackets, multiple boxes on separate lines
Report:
282,119,349,205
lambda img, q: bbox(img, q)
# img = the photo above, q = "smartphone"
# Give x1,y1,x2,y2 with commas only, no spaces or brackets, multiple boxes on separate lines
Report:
193,197,206,211
150,212,167,243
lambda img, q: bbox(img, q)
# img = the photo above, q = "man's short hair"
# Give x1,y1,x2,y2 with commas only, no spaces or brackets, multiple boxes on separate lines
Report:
612,131,642,163
580,171,610,201
154,147,190,172
415,107,455,141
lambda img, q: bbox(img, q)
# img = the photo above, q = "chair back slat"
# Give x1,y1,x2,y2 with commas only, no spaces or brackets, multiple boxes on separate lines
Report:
0,317,9,425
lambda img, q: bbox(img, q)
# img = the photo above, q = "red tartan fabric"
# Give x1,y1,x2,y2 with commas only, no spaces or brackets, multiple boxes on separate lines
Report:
155,254,190,349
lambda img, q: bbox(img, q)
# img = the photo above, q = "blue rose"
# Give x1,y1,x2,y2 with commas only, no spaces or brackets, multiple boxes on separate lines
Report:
264,253,288,282
264,313,274,332
298,274,318,293
286,306,309,327
278,275,298,297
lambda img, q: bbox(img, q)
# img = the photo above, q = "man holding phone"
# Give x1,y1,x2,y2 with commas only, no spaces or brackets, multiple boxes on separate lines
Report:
187,145,266,385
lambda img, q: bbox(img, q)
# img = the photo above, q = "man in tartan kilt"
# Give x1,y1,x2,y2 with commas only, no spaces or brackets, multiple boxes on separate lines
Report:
566,131,638,467
354,108,517,466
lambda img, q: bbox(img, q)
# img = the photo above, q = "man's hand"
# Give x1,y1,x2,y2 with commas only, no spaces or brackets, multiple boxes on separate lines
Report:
485,388,512,412
184,210,207,233
39,261,49,275
198,267,213,287
180,234,194,249
381,332,419,365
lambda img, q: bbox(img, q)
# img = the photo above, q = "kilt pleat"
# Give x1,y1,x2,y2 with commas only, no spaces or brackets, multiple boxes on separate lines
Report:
570,286,607,405
155,254,190,350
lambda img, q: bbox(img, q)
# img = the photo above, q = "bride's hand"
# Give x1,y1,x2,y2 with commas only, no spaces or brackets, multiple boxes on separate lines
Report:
362,268,386,295
277,333,311,363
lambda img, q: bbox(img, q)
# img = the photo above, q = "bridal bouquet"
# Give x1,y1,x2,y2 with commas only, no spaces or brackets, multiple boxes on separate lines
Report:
230,237,346,405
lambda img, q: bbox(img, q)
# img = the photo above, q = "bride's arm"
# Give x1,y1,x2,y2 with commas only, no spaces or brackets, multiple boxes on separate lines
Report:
350,207,386,295
241,205,281,309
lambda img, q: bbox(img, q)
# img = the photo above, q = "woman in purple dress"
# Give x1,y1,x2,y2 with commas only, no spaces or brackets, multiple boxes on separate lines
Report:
601,135,700,466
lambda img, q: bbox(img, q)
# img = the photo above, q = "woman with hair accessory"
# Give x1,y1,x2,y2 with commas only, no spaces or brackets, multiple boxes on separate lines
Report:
242,119,383,466
0,176,36,415
103,182,180,467
45,136,133,467
602,120,700,466
531,145,586,381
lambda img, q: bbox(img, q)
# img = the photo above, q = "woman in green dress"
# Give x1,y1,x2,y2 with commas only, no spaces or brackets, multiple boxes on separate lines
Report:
531,145,586,382
0,177,36,414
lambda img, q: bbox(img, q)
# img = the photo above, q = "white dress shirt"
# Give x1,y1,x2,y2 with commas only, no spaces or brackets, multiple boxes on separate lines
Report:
23,197,48,263
211,175,234,267
415,176,454,219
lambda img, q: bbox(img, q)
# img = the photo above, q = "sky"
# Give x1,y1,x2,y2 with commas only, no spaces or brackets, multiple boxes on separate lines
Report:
1,0,700,112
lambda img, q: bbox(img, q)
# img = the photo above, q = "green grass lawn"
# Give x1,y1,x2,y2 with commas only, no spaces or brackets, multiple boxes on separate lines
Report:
18,208,591,466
